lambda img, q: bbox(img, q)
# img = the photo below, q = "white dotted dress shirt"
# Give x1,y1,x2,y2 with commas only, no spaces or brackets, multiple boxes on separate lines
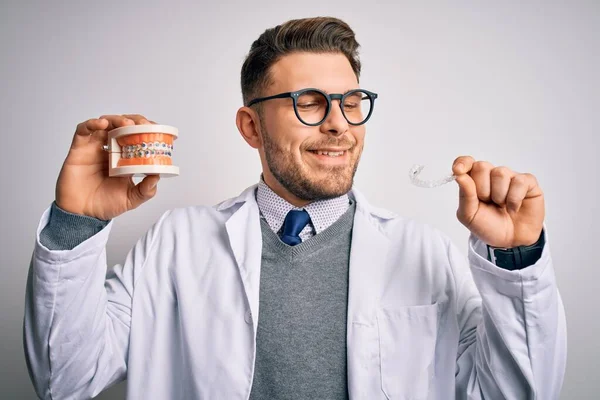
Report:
256,177,350,242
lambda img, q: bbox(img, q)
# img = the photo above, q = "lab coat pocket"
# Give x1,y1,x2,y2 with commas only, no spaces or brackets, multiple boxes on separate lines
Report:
377,303,439,400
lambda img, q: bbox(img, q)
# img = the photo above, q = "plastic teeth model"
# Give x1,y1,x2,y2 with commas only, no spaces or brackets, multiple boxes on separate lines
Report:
104,124,180,177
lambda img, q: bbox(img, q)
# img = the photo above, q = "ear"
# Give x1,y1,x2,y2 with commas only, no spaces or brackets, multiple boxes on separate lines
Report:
236,106,262,149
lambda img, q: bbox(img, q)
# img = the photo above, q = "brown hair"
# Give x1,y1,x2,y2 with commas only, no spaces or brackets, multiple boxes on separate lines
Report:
240,17,361,106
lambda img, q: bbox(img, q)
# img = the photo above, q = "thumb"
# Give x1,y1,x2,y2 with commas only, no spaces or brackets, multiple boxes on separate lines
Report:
128,175,160,209
454,173,479,225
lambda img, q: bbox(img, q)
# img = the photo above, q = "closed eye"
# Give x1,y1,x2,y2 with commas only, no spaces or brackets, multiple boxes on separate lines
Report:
297,103,320,109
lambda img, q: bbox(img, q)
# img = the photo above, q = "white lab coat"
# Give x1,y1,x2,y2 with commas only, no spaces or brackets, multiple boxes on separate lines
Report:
24,184,567,400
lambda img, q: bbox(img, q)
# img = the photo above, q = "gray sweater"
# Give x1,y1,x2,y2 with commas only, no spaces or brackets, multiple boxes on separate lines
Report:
250,202,355,399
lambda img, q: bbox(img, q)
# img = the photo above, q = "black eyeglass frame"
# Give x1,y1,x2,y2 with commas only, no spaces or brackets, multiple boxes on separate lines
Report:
247,88,378,126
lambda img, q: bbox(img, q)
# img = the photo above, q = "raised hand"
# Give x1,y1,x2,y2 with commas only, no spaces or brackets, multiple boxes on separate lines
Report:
452,156,545,248
55,114,161,220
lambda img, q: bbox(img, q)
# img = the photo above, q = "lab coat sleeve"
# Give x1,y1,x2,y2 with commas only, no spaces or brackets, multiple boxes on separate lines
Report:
452,227,567,400
23,205,168,400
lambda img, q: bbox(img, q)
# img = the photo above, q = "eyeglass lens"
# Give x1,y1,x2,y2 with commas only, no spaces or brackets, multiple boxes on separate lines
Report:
296,90,373,125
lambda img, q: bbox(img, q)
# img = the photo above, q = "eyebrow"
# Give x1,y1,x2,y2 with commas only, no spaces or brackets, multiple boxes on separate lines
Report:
320,88,360,95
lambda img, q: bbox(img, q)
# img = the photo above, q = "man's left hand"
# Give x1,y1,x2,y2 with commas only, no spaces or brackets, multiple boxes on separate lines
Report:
452,156,545,248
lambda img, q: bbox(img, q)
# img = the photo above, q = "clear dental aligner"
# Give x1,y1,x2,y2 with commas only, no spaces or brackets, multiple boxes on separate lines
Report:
121,142,174,159
409,164,457,188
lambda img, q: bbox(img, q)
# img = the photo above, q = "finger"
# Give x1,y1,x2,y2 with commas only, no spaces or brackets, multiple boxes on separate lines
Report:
452,155,476,175
89,118,109,142
455,173,479,226
72,118,110,148
121,114,152,125
505,174,529,213
490,166,516,207
469,161,494,203
75,118,108,136
506,173,542,213
128,174,160,209
99,115,135,131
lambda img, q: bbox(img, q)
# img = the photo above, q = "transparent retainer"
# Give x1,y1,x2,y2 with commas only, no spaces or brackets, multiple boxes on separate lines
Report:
409,164,456,188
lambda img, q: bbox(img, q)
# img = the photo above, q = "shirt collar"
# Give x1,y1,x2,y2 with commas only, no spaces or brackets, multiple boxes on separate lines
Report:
256,176,350,234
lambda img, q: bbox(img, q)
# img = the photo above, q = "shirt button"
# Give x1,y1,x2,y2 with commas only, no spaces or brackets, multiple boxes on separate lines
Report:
245,309,252,324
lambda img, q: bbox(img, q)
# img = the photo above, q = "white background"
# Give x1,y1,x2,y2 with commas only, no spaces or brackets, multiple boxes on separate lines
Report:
1,1,598,398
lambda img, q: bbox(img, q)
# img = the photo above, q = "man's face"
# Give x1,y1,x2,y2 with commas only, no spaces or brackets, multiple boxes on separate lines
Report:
256,52,366,202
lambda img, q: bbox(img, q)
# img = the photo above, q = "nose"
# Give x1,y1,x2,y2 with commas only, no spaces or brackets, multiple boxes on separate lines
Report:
319,99,348,136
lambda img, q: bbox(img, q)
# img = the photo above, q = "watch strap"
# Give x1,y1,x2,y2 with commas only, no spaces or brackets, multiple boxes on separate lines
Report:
487,230,545,270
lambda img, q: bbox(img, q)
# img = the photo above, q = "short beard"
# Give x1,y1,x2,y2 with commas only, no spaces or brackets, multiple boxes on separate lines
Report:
259,115,361,202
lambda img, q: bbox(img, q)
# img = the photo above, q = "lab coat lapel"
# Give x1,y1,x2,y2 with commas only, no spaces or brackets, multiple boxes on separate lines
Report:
346,188,395,398
347,188,395,315
222,185,263,334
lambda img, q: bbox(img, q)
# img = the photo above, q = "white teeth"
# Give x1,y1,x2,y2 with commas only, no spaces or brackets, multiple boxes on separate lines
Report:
315,150,344,157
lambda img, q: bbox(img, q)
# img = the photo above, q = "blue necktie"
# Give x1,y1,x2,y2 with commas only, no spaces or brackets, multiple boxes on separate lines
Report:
280,210,311,246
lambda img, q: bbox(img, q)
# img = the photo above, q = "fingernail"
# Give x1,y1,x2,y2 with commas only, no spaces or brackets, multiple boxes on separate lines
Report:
456,162,464,173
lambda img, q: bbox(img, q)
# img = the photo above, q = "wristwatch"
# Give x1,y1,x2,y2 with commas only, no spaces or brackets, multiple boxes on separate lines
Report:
487,230,545,270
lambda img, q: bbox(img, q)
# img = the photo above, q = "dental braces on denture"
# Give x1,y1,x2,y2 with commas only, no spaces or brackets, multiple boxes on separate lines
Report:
102,124,180,177
408,164,456,188
120,142,174,160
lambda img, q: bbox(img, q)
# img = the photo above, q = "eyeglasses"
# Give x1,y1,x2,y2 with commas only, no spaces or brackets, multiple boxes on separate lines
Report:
247,88,378,126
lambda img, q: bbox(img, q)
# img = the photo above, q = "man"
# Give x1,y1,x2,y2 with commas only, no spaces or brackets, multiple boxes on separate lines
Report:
24,16,566,399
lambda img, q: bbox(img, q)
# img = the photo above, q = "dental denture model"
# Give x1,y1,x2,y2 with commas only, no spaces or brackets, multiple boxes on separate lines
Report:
104,124,180,177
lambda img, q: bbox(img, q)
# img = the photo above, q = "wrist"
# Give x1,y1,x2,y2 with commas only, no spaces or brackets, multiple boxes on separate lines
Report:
53,201,110,222
487,229,545,270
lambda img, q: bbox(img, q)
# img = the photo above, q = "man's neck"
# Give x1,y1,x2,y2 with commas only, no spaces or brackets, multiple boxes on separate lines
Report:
261,173,312,208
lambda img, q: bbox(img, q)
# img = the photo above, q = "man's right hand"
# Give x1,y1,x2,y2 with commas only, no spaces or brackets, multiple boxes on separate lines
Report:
55,114,161,220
